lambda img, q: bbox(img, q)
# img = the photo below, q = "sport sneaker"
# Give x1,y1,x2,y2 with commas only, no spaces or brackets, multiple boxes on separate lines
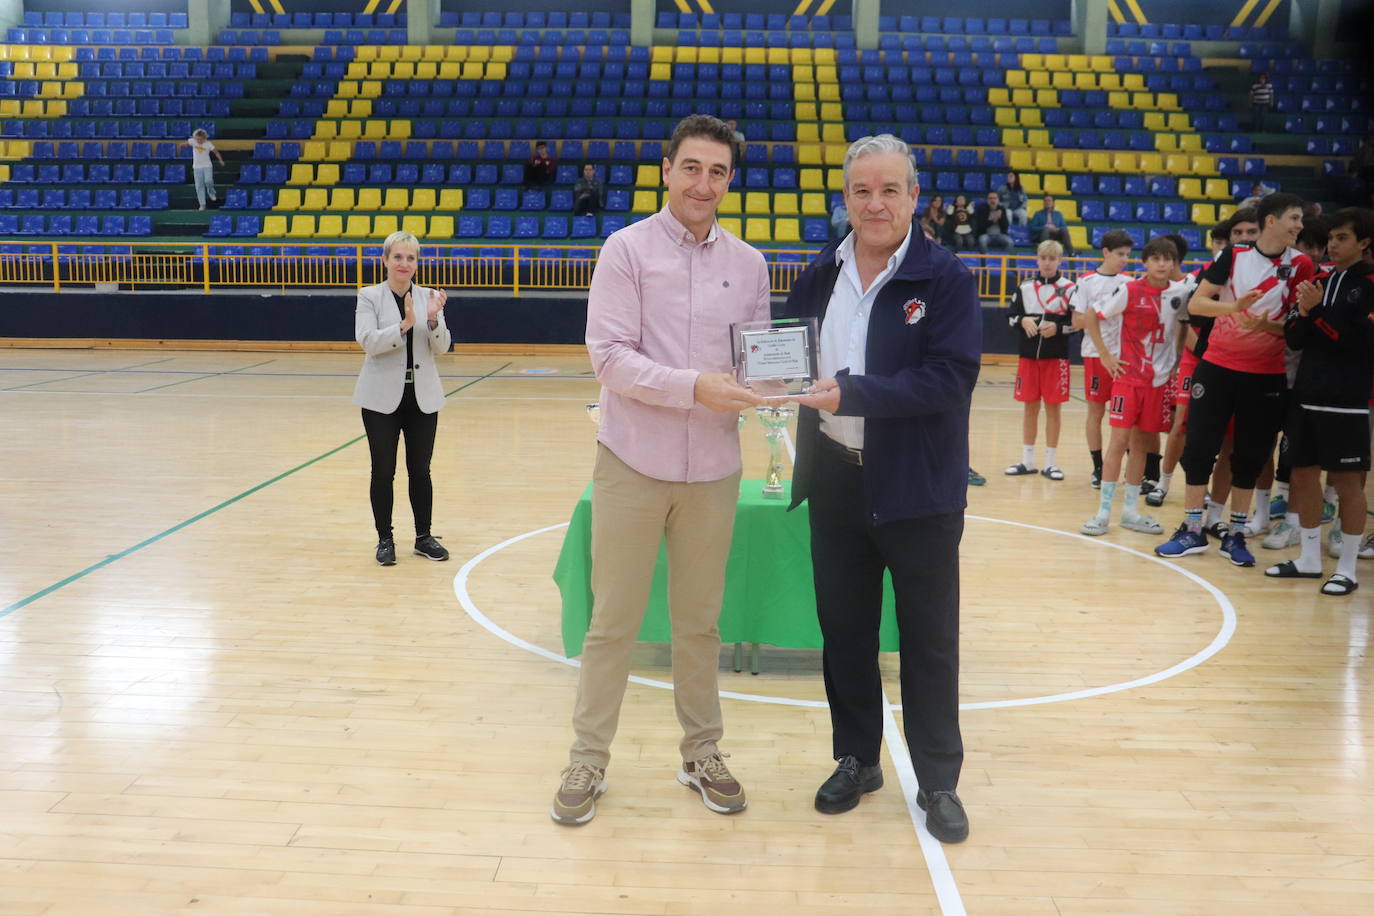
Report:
551,761,607,825
375,538,396,566
677,752,747,814
413,535,449,561
967,468,987,486
1322,500,1337,524
1090,469,1102,489
1262,519,1300,550
1361,533,1374,559
1220,531,1255,567
1121,512,1164,535
1328,528,1343,559
1155,525,1208,558
1144,487,1167,508
1268,494,1288,518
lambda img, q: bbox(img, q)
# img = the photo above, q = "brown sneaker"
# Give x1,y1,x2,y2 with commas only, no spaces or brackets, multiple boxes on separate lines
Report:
551,761,607,826
677,752,747,814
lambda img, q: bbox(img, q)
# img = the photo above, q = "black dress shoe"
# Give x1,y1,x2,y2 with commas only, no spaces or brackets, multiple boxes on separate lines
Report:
375,538,396,566
917,789,969,843
413,535,449,561
814,755,883,814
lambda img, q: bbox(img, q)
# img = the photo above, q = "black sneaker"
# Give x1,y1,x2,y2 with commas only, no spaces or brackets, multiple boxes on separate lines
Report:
375,538,396,566
1090,469,1102,489
414,535,449,561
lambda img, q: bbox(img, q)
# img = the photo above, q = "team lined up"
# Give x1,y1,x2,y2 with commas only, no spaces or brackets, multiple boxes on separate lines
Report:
1003,196,1374,596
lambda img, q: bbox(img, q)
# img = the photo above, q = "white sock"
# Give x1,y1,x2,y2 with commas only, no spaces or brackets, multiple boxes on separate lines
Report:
1205,501,1223,527
1284,511,1298,528
1297,526,1322,573
1097,480,1118,520
1022,444,1036,468
1324,485,1337,504
1123,483,1142,516
1045,446,1057,468
1337,529,1361,581
1252,489,1270,527
1274,481,1289,500
1157,471,1172,495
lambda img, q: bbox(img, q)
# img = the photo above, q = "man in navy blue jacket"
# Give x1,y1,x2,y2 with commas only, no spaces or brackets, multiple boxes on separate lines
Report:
777,135,983,843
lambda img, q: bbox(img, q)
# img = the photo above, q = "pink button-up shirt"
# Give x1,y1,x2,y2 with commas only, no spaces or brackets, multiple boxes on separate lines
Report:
586,206,772,482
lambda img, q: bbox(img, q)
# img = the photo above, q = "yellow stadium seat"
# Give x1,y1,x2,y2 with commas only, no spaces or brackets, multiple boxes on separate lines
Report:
1067,54,1088,70
1179,178,1204,199
1026,129,1050,148
1204,178,1230,200
987,88,1011,106
301,141,326,161
0,100,17,118
697,47,720,63
1131,92,1155,110
356,188,382,211
1090,55,1113,72
1028,70,1051,89
793,65,814,82
275,188,302,210
393,62,415,79
744,218,771,243
1022,174,1042,194
1001,129,1026,147
326,141,351,161
302,188,329,210
1036,89,1059,108
718,192,742,215
817,83,840,101
381,188,409,210
995,108,1018,127
389,119,413,139
411,188,436,211
796,101,819,121
821,123,846,142
820,102,843,121
635,164,659,186
1178,133,1202,152
797,144,823,165
1011,88,1034,107
312,121,337,140
1143,112,1167,131
1022,54,1044,69
717,216,743,236
377,46,401,61
767,47,789,65
401,215,427,237
1190,203,1216,225
1086,152,1112,173
343,215,371,238
773,193,799,216
1099,73,1122,91
283,215,313,238
437,62,461,79
649,63,670,80
349,99,371,117
721,47,743,64
336,81,359,99
328,188,355,211
745,192,771,215
1163,154,1190,174
1032,150,1059,171
461,62,484,79
1217,203,1237,222
367,61,391,79
359,81,381,98
744,47,766,64
1112,152,1138,173
650,46,672,62
1193,156,1219,176
315,164,340,185
801,193,827,216
799,168,824,190
1043,174,1069,196
632,190,659,212
1005,70,1028,89
1122,73,1145,91
430,215,455,238
1167,112,1191,131
373,215,399,237
1007,150,1034,172
675,47,697,63
316,215,343,238
1053,71,1075,90
1073,72,1095,90
791,48,813,64
437,189,463,211
823,144,847,165
1056,200,1079,221
419,45,444,61
467,46,490,62
287,164,312,185
414,62,437,80
1137,153,1164,173
1157,93,1179,111
1044,54,1066,69
1155,133,1179,152
1060,152,1088,172
826,168,844,191
337,121,362,139
774,219,801,243
325,100,349,118
1108,91,1130,109
485,60,508,79
261,215,288,237
1068,226,1089,252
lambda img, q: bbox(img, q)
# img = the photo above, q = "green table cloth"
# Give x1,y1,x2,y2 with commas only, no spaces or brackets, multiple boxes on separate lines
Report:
554,480,899,656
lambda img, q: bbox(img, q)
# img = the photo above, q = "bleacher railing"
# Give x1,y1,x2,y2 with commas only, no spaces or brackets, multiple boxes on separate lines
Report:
0,241,1203,305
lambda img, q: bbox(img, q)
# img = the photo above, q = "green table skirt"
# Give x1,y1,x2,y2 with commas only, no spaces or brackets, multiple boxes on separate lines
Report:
553,480,898,656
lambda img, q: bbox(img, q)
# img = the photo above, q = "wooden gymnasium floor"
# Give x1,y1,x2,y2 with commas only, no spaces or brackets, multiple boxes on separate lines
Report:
0,346,1370,916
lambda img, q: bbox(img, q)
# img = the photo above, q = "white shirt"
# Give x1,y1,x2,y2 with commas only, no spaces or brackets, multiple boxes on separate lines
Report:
188,137,215,169
818,226,913,449
1070,269,1131,358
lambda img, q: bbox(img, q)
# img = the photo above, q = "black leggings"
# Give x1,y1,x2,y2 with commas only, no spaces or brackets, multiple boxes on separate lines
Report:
1180,360,1287,491
361,385,437,541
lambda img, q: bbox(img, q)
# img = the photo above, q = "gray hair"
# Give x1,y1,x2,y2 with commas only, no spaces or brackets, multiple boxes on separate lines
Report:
382,230,420,258
843,134,919,193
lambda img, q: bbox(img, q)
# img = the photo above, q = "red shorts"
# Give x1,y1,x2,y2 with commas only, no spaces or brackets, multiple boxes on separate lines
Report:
1109,380,1173,434
1014,357,1070,404
1083,356,1113,403
1174,349,1200,406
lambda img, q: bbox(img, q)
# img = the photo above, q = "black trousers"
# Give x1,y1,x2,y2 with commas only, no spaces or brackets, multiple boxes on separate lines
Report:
361,384,437,541
1180,360,1287,490
807,441,965,791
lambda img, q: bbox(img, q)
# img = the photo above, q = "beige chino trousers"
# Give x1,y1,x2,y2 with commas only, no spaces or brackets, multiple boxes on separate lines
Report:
570,444,741,769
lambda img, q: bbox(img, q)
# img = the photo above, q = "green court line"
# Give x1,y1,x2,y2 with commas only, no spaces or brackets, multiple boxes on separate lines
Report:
0,362,510,620
2,357,176,391
134,358,277,394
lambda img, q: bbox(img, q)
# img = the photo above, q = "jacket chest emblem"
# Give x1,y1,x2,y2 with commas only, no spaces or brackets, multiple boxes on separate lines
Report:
902,297,927,325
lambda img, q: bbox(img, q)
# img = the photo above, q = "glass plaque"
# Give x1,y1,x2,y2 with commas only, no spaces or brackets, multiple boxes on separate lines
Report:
729,317,819,399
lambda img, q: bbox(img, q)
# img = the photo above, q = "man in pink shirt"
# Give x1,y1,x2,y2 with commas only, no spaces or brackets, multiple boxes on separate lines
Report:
552,115,772,826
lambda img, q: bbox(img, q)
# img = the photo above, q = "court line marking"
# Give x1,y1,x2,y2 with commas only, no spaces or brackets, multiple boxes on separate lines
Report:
0,356,176,390
0,363,510,619
133,358,278,393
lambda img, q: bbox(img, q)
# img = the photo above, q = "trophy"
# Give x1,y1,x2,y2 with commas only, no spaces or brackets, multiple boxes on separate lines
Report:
756,405,795,498
730,317,819,399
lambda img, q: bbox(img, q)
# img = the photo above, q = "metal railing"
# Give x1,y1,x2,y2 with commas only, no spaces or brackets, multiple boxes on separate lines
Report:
0,240,1210,304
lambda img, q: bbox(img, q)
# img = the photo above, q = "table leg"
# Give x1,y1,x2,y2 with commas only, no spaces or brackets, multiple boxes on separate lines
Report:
751,642,760,676
733,641,743,673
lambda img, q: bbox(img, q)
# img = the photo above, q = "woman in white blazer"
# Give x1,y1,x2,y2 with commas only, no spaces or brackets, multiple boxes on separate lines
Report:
353,231,453,566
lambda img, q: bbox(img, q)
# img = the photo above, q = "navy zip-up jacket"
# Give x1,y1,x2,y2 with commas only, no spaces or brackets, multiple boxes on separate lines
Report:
775,225,983,524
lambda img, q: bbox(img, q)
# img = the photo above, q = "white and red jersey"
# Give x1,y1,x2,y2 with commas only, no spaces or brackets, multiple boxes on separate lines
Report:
1198,243,1315,374
1070,269,1132,358
1098,276,1190,388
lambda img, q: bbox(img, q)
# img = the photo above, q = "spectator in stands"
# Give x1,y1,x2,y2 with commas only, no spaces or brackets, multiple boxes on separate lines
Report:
1249,72,1274,133
353,230,452,568
184,129,224,211
975,191,1013,254
830,201,849,239
943,208,977,251
726,119,746,148
1239,181,1275,210
573,163,604,216
998,172,1029,225
524,140,556,189
1029,195,1074,255
945,194,971,219
920,195,947,238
